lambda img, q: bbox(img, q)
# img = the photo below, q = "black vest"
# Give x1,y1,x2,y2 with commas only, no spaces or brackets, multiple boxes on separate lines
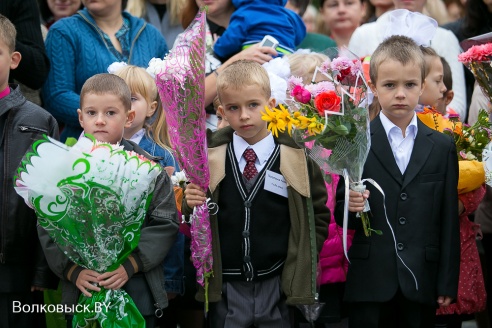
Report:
217,143,290,282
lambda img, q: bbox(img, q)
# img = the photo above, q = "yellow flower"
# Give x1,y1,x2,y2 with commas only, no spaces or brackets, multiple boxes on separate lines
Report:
307,118,324,135
261,106,286,137
277,104,298,136
294,112,311,130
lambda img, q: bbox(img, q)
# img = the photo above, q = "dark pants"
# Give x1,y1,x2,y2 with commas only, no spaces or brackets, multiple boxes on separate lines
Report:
0,291,46,328
348,289,436,328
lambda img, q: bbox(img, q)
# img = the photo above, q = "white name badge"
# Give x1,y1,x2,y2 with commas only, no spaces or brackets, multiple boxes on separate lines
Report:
264,170,288,198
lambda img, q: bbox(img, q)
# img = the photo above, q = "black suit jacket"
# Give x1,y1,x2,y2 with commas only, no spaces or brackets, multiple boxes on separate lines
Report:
335,115,460,307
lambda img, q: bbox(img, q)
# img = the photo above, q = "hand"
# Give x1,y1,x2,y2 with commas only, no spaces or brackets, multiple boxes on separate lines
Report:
458,200,465,215
437,295,453,307
164,166,175,177
31,286,46,292
97,265,129,290
76,269,101,297
348,189,370,213
185,183,207,208
228,44,277,65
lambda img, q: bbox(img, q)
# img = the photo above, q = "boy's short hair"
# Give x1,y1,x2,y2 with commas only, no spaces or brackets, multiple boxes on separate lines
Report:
370,35,426,84
80,74,132,111
440,56,453,92
216,60,271,102
0,14,16,53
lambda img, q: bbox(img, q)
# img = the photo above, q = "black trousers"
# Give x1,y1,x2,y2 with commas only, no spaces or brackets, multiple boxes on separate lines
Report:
347,289,436,328
0,291,46,328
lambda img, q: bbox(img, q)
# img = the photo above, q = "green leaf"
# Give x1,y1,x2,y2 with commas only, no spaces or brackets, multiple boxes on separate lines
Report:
333,124,349,135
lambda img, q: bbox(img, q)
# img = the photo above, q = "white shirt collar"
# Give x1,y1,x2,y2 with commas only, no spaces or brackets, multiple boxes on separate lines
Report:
129,128,146,145
233,132,275,165
379,112,418,140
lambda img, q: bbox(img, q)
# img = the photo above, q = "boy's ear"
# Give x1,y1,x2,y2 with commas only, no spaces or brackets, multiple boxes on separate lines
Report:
147,100,158,117
444,90,454,106
420,80,426,95
269,97,276,108
77,108,84,128
368,81,377,97
10,51,21,70
125,109,136,127
217,105,226,121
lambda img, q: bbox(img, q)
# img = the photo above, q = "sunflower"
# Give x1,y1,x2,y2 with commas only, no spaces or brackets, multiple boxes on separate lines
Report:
261,106,286,137
277,104,299,135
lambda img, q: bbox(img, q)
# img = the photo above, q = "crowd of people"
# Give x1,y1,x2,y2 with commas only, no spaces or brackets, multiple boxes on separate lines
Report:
0,0,491,327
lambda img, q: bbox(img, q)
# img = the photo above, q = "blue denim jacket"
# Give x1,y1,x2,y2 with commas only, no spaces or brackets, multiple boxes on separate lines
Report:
139,133,184,294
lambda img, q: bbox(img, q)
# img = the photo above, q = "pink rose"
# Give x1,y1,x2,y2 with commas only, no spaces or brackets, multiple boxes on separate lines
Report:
291,85,312,104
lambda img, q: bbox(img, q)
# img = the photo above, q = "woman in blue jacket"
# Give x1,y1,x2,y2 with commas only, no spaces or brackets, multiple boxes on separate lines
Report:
42,0,168,141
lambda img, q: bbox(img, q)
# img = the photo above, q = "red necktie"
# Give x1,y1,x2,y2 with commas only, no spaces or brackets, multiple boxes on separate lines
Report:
243,149,258,181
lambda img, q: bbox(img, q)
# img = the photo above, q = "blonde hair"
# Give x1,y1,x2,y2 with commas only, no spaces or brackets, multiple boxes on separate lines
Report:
420,46,440,79
114,65,173,151
126,0,184,25
0,14,16,53
216,60,271,102
288,52,330,85
370,35,426,84
80,74,132,111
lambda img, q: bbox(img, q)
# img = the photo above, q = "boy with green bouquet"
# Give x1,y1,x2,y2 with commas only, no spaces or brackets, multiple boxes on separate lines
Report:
37,74,179,327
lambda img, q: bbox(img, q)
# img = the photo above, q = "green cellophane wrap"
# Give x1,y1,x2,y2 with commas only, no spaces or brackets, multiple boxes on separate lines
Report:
14,135,162,327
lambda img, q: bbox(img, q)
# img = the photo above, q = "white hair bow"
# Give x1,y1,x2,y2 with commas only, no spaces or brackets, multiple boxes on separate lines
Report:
262,57,291,105
378,9,438,47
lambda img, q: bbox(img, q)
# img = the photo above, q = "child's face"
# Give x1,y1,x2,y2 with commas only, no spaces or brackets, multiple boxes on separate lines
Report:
127,92,157,132
0,39,20,92
218,85,275,145
419,56,446,108
370,59,424,127
77,92,135,144
216,112,229,130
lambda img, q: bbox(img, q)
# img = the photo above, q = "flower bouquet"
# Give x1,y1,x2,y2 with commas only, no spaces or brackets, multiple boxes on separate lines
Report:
147,7,214,312
14,135,162,328
417,107,491,193
458,40,492,105
457,33,492,189
262,50,376,242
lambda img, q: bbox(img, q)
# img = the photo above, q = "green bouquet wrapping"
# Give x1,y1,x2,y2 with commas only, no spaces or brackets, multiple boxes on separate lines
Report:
14,136,162,327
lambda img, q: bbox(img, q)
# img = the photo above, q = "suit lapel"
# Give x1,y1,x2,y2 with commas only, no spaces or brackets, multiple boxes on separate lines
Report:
370,116,403,185
402,120,434,189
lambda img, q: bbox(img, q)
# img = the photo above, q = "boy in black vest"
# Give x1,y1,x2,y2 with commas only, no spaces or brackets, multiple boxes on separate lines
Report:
183,60,330,327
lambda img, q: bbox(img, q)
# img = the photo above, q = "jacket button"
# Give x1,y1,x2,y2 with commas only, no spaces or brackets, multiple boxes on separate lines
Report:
243,255,251,262
244,200,252,208
245,271,253,278
399,217,406,225
400,193,408,201
397,243,404,251
242,230,250,237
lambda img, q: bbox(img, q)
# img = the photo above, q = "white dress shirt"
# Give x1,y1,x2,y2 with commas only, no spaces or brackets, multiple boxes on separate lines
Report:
380,112,418,174
233,132,276,174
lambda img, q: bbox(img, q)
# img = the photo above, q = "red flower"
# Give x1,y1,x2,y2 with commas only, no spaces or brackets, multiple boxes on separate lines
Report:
314,91,341,115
